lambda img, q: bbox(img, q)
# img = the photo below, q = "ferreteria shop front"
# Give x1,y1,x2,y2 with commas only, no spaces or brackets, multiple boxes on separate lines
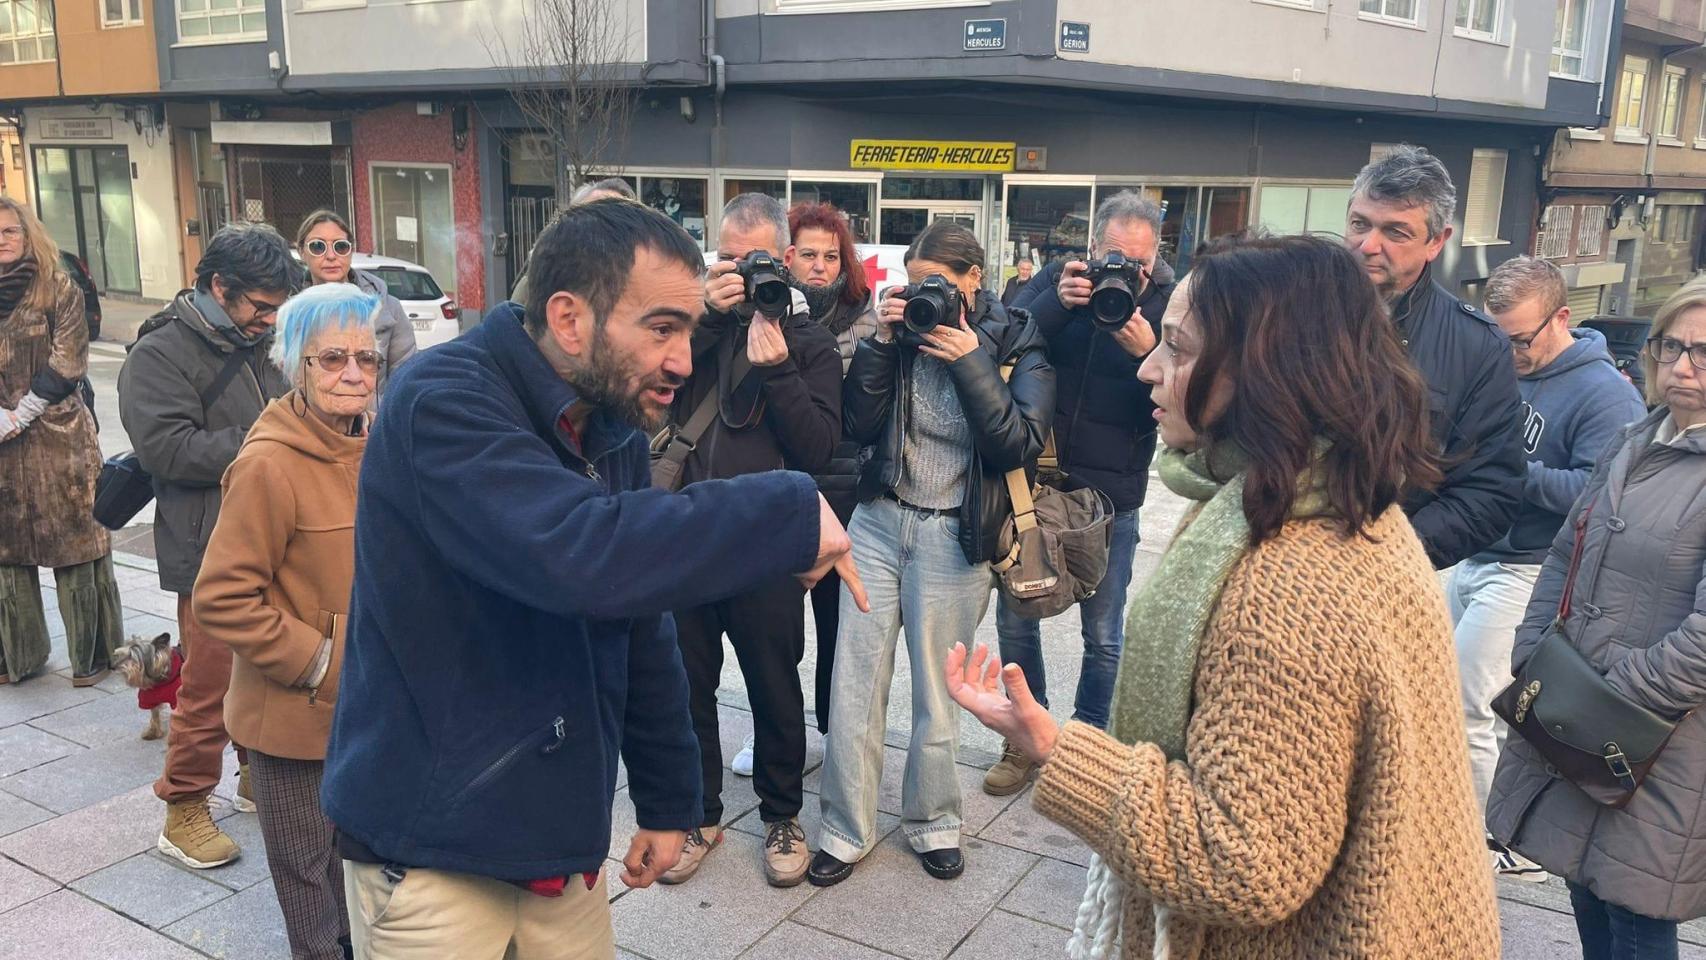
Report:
479,89,1543,302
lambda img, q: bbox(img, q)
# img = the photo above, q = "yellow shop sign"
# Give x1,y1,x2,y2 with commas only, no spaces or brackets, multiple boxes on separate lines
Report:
849,140,1017,172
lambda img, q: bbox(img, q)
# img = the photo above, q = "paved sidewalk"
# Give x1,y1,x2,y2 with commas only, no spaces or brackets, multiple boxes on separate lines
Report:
4,531,1705,957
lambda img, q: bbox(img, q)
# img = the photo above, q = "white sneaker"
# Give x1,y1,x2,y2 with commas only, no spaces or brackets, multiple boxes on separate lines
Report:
1489,837,1550,883
732,734,755,777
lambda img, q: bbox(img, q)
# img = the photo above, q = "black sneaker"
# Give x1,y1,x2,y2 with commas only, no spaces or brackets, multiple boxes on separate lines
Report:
807,849,855,887
919,847,963,880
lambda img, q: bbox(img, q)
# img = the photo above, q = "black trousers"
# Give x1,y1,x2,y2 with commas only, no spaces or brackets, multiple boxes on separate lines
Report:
673,578,807,825
810,570,840,735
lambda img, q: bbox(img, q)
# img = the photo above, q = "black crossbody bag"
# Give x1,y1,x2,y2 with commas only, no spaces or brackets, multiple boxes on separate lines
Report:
1491,503,1685,808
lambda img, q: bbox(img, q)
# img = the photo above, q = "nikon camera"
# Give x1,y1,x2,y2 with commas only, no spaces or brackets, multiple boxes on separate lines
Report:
1084,252,1143,330
736,251,791,320
895,274,963,347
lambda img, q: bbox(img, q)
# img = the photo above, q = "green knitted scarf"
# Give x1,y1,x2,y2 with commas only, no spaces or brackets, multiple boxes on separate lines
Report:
1107,443,1334,758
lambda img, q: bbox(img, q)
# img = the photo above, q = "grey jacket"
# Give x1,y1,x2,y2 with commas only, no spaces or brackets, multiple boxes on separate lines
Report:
350,268,417,390
117,292,289,594
1486,405,1706,921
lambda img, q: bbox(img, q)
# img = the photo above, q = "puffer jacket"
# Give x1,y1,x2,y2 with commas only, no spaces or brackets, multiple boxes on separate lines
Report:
349,269,417,391
813,294,878,521
843,291,1054,566
117,291,289,594
1486,406,1706,922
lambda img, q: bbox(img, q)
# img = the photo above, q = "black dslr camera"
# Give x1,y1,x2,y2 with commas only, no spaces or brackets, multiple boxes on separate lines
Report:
736,251,791,320
895,274,963,347
1084,252,1144,330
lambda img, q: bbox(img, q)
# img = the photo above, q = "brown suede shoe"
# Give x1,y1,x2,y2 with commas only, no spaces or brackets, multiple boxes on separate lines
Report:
982,740,1038,797
658,825,723,885
762,818,809,887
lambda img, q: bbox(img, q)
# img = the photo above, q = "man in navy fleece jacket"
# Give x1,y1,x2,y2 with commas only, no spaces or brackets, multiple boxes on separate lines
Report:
322,200,863,959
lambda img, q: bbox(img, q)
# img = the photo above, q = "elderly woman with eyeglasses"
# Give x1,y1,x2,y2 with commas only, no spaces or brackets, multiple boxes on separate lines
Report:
1487,275,1706,960
192,283,381,960
296,209,415,391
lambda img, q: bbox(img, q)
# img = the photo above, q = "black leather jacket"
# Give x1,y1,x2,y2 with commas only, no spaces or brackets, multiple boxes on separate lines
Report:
842,293,1055,566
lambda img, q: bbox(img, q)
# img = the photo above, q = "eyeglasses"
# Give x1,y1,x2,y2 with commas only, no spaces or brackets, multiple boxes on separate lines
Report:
305,348,381,374
241,292,283,320
0,226,23,241
1646,336,1706,369
1508,315,1556,351
305,238,353,257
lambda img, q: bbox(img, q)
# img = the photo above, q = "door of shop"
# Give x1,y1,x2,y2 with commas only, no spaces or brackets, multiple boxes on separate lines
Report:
31,145,141,295
879,177,988,250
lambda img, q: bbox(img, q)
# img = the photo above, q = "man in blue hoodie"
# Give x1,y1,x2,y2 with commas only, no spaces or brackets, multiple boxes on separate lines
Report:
1453,255,1645,882
322,200,864,959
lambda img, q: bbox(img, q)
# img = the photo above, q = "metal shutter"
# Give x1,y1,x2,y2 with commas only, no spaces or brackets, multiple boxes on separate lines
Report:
1568,285,1603,319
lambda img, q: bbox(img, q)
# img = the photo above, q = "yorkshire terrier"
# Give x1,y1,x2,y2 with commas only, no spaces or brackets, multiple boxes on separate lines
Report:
111,633,183,741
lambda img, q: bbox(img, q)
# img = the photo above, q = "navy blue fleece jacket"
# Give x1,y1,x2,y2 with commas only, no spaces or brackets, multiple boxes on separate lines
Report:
321,304,821,880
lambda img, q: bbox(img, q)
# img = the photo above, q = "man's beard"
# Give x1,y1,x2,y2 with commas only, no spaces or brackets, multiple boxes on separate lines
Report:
562,324,679,433
787,272,846,322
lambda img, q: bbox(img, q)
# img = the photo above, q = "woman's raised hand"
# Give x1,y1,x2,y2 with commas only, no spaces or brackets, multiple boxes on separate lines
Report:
944,642,1060,764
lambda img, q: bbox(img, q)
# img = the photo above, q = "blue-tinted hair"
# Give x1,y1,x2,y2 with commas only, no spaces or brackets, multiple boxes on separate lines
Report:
269,282,381,374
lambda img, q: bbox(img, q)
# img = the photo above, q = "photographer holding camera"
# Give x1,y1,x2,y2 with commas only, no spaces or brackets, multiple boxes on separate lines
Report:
658,193,843,890
812,221,1053,887
984,191,1175,797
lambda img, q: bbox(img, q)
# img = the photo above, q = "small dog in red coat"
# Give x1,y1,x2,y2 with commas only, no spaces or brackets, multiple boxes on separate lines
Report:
112,633,183,741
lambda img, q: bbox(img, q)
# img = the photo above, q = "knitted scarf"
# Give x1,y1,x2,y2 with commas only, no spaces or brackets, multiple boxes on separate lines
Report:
1069,442,1334,960
0,258,38,320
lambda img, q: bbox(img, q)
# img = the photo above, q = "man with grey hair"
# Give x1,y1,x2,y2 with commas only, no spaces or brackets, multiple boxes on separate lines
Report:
1452,255,1643,881
118,222,296,871
663,192,842,887
1345,143,1524,569
984,190,1176,796
570,176,638,205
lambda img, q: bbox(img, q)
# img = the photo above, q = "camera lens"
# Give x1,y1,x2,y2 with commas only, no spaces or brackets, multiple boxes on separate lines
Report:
903,294,942,334
751,277,790,317
1089,281,1134,330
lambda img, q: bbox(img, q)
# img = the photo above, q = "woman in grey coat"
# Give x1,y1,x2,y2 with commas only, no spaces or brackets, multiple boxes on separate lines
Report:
1487,276,1706,960
294,210,415,391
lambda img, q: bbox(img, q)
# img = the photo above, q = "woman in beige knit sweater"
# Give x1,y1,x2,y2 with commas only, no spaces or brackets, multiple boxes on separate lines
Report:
948,235,1501,959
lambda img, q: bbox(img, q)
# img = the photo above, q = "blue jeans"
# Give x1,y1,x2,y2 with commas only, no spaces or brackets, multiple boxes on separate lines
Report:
994,508,1139,729
1569,882,1679,960
818,498,993,861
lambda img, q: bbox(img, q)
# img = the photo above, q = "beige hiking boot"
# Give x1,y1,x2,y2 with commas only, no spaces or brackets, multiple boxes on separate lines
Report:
232,764,256,813
762,818,809,887
982,740,1039,797
158,797,241,869
659,826,723,885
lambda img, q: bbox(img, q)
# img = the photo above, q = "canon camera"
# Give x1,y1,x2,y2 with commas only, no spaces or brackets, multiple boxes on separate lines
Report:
895,274,963,346
736,251,791,320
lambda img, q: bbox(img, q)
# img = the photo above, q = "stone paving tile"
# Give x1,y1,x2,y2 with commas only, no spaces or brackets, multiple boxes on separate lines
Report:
801,747,1021,840
1496,876,1706,945
117,588,183,621
0,889,207,959
117,611,179,641
0,854,61,913
729,788,900,852
192,808,273,893
974,786,1091,867
163,882,290,960
71,851,234,929
946,908,1071,958
610,830,818,960
0,788,54,837
791,834,1038,960
998,855,1085,931
0,677,101,727
0,785,167,883
28,688,162,748
607,779,760,862
0,731,168,814
741,921,905,959
0,723,83,778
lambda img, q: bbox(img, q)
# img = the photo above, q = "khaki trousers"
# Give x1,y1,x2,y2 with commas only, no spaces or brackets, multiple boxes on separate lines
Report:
344,861,615,960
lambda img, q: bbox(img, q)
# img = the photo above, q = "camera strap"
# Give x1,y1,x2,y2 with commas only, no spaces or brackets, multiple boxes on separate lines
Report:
996,362,1038,547
651,347,753,492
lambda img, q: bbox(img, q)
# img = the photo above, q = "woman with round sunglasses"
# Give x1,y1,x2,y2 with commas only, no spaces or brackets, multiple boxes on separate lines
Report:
193,282,381,960
295,210,415,393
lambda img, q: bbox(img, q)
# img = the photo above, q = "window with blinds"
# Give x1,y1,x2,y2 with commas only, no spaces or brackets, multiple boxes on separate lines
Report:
1619,56,1651,136
1463,149,1508,244
1538,205,1575,259
1576,205,1607,257
1567,285,1602,319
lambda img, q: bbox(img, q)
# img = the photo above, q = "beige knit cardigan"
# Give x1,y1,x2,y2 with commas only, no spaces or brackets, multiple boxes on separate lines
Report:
1033,507,1501,960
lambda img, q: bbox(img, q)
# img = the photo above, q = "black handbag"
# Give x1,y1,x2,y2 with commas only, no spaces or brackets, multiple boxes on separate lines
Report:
1491,503,1683,809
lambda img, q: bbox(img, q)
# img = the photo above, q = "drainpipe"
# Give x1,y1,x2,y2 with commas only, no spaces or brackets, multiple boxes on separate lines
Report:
1597,0,1627,128
705,0,725,172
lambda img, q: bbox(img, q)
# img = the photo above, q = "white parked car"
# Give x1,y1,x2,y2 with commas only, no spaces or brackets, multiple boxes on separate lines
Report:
351,254,461,349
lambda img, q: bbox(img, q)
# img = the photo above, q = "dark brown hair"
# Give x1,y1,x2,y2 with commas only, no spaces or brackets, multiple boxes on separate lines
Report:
904,220,984,276
1183,234,1442,544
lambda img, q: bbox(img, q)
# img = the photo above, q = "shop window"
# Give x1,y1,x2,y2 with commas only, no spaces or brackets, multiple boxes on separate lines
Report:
1537,205,1575,259
1358,0,1418,25
0,0,57,64
723,178,786,207
790,180,875,243
1006,185,1091,269
1552,0,1592,79
1454,0,1502,41
1576,205,1606,257
177,0,266,43
1257,185,1352,237
1659,66,1689,142
1617,56,1651,140
102,0,142,27
372,164,456,297
882,177,982,202
640,176,708,247
1462,149,1507,245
